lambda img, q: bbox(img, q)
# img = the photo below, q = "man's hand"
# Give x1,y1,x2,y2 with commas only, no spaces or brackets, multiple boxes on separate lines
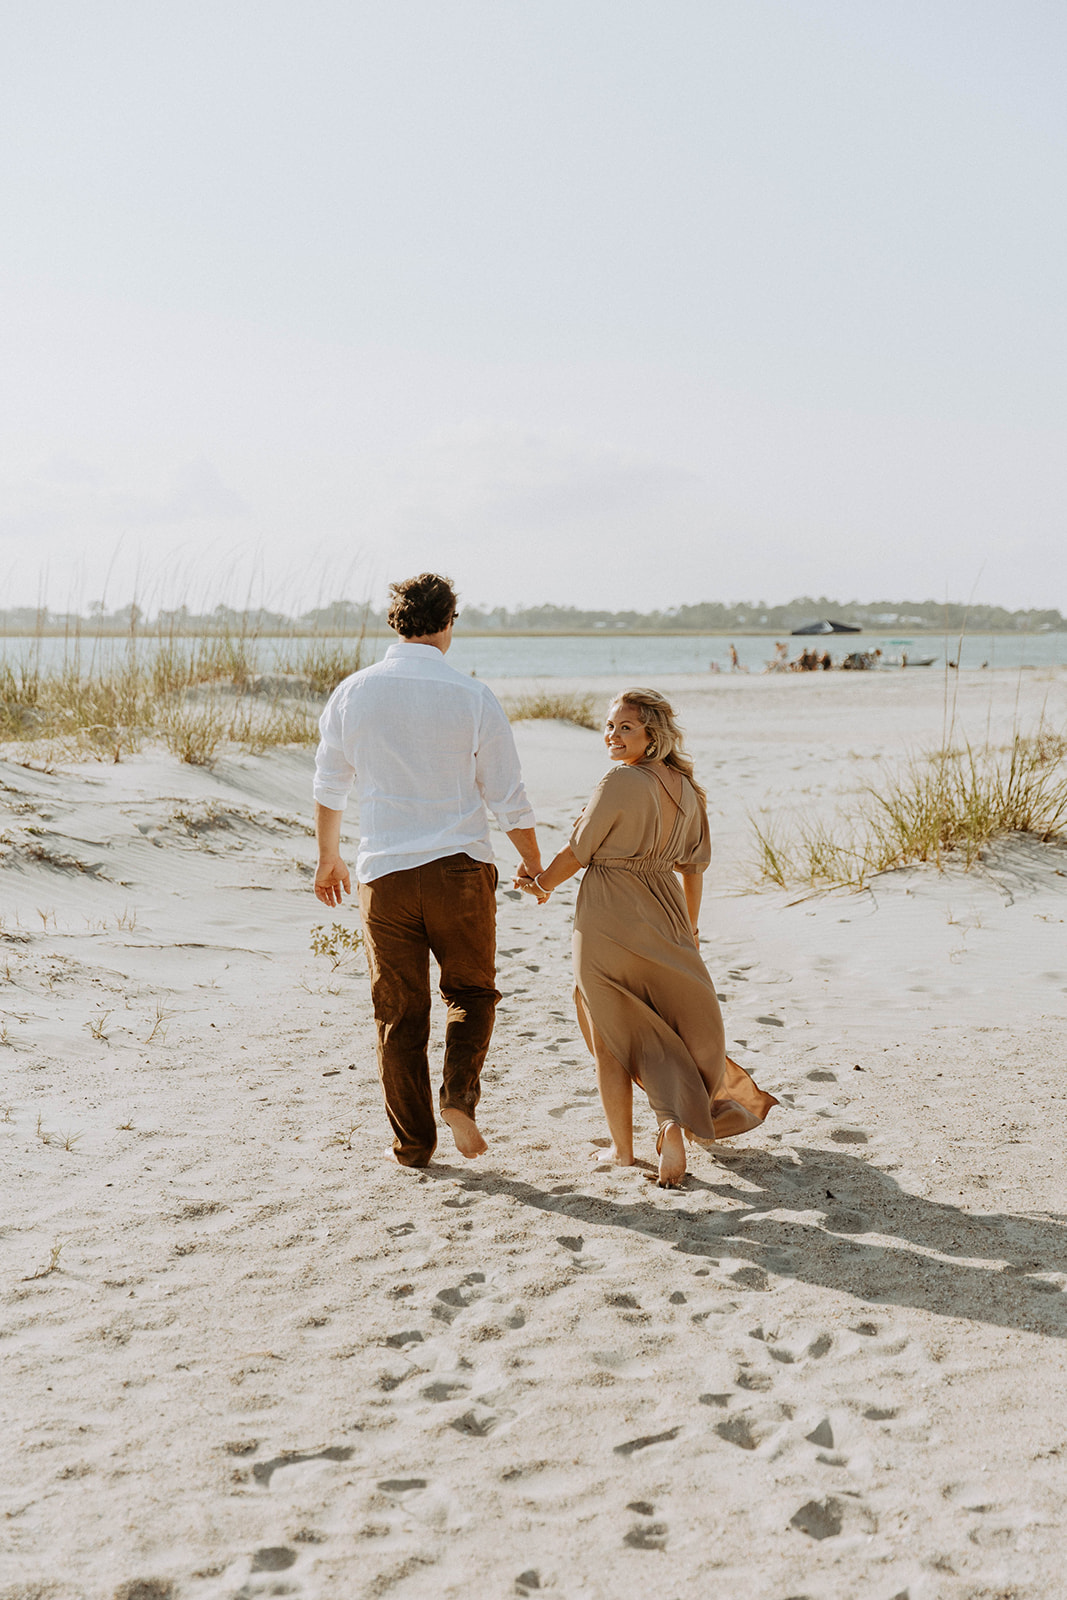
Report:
514,866,549,905
315,855,351,906
314,803,350,906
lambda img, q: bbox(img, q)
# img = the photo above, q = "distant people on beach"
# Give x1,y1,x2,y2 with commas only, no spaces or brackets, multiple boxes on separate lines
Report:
313,572,544,1168
841,647,882,671
516,688,777,1187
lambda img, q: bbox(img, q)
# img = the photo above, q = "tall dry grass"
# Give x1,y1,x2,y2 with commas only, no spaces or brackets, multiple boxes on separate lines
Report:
0,627,368,765
752,726,1067,890
504,691,600,730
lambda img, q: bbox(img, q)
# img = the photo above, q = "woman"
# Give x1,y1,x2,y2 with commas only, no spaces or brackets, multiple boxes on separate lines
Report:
518,689,777,1187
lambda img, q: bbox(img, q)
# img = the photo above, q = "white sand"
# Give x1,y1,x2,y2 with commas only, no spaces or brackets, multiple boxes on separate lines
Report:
2,667,1066,1600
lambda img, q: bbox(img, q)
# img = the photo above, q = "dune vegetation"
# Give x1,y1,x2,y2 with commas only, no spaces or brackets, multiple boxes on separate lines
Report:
752,726,1067,890
0,633,368,765
502,691,600,730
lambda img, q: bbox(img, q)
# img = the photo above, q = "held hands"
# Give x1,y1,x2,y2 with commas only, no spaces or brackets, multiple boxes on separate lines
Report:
514,867,550,905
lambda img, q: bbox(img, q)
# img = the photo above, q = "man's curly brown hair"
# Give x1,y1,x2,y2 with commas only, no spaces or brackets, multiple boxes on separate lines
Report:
386,572,459,639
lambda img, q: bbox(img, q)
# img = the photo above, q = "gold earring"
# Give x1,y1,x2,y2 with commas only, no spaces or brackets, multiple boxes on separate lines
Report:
645,743,655,757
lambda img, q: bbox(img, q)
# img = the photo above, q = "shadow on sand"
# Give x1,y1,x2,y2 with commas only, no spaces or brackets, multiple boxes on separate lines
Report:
422,1145,1067,1339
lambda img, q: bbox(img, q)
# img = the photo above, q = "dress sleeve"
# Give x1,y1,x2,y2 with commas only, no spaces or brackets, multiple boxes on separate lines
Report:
569,768,631,866
675,794,712,875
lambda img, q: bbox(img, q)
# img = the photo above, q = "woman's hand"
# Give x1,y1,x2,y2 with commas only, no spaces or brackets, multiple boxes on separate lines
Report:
514,868,549,905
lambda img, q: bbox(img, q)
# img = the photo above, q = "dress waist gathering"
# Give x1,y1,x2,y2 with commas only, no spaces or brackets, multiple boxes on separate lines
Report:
586,858,676,876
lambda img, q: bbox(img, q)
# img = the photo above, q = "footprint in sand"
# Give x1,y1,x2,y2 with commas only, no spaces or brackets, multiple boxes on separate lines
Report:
623,1518,669,1550
735,1367,773,1393
789,1495,877,1540
450,1407,506,1437
250,1547,297,1572
789,1498,843,1540
714,1404,790,1451
750,1324,833,1364
613,1426,681,1457
250,1446,353,1487
421,1380,470,1402
432,1273,487,1322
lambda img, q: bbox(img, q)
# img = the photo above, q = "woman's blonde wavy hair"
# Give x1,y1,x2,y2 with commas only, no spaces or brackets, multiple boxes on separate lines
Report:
611,687,707,811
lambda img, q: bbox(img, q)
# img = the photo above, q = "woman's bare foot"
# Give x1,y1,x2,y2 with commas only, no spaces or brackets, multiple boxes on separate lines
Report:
590,1143,635,1167
441,1107,488,1159
656,1122,686,1188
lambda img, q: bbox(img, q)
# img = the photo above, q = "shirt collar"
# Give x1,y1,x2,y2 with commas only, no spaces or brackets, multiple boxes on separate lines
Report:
385,641,448,660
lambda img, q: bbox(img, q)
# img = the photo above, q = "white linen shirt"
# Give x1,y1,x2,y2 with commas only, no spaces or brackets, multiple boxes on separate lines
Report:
313,641,536,883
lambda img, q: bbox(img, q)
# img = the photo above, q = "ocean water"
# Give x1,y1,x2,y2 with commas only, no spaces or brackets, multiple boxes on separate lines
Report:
4,630,1066,680
446,631,1067,678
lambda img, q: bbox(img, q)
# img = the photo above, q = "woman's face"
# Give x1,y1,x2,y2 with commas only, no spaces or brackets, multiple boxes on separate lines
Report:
604,701,648,765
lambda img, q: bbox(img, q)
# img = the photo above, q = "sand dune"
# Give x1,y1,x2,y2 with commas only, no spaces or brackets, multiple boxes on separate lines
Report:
2,668,1066,1599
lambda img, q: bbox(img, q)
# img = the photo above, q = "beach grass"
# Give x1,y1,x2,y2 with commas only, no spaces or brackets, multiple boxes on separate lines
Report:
0,628,367,764
504,691,600,730
752,726,1067,889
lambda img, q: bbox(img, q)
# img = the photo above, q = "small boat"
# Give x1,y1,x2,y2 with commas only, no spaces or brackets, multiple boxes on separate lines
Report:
877,640,936,668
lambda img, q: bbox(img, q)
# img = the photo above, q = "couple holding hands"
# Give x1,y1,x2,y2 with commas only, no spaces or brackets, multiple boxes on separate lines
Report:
313,573,775,1190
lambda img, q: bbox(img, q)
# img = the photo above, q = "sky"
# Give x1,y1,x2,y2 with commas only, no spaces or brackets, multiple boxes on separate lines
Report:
2,0,1066,617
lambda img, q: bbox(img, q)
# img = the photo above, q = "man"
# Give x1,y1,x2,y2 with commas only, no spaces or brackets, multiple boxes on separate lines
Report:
313,572,543,1167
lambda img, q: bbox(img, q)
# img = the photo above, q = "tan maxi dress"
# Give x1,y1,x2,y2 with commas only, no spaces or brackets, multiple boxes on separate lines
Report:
570,764,778,1142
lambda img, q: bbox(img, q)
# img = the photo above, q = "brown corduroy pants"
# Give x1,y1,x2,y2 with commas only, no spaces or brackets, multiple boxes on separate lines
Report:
357,853,501,1167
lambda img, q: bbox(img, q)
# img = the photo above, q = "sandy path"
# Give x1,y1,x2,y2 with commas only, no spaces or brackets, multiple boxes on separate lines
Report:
2,669,1066,1599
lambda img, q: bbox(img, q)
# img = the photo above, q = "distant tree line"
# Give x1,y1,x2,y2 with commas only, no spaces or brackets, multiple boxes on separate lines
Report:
1,596,1063,635
454,598,1066,633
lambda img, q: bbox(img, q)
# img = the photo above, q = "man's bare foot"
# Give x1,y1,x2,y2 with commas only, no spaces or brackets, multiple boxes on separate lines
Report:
656,1122,686,1188
383,1146,435,1167
590,1144,635,1167
441,1108,488,1159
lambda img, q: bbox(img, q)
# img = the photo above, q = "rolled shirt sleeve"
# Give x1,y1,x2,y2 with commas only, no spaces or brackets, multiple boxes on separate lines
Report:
312,687,357,810
474,694,537,830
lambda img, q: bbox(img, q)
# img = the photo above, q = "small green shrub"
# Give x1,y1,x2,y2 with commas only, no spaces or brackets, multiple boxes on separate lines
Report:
310,922,364,970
